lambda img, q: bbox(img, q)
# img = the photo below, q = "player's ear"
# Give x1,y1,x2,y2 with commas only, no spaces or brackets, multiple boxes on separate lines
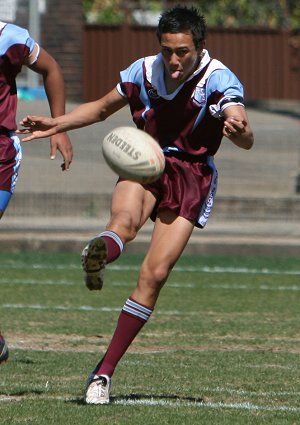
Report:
199,39,206,50
197,40,205,56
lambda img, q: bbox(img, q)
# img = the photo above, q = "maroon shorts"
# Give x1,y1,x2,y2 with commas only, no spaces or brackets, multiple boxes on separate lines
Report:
0,133,22,192
144,154,217,228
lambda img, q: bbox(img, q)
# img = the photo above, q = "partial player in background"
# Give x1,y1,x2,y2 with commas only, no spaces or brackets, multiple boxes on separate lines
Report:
18,6,254,403
0,20,73,220
0,333,9,363
0,21,73,362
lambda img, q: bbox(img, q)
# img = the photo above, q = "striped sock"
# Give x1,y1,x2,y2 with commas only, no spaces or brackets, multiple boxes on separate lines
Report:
95,298,153,377
98,230,124,264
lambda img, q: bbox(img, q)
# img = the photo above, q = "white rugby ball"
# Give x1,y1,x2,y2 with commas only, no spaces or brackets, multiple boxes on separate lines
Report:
102,126,165,184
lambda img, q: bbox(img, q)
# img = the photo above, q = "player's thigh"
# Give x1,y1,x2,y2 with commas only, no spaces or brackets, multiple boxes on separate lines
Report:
144,209,195,274
110,180,157,230
132,211,195,306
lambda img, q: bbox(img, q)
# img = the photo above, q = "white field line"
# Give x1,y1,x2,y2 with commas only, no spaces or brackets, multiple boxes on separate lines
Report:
113,282,300,291
114,399,300,412
1,278,300,292
0,394,299,413
1,379,300,399
1,303,122,313
200,386,300,397
0,279,74,285
2,263,300,276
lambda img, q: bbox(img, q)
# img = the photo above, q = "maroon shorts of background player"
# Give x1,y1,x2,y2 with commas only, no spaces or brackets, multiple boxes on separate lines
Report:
0,134,18,191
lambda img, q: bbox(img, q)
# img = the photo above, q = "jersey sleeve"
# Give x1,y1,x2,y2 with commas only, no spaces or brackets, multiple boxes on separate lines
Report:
117,58,144,97
3,23,36,65
207,68,245,118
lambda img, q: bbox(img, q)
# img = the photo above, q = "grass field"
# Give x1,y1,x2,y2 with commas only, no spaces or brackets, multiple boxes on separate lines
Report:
0,251,300,424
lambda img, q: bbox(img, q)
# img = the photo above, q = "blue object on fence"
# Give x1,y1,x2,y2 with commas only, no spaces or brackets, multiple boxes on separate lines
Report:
17,86,47,101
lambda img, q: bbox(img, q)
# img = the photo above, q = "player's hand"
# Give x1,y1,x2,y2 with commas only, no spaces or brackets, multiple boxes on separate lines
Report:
50,133,73,171
223,116,247,138
17,115,57,141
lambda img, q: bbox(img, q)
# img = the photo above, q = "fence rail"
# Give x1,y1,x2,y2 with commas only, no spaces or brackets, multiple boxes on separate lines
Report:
83,25,300,102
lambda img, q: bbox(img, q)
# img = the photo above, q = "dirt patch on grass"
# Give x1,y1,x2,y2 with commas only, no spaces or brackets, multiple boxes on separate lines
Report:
5,332,300,354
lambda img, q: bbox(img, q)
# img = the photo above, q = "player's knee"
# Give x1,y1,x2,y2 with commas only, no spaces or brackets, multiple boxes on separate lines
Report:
140,262,171,288
108,212,139,242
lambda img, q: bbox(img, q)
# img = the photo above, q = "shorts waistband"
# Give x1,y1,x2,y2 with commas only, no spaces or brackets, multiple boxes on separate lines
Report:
164,150,208,163
0,127,10,136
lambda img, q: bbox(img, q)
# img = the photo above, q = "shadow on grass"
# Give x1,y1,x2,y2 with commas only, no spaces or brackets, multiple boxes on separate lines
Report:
69,393,204,406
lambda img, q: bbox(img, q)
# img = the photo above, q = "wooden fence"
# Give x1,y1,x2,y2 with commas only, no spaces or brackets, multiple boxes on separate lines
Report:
83,25,300,102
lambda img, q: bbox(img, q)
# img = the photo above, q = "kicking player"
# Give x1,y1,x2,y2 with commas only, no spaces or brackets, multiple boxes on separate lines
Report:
0,21,73,362
18,6,254,403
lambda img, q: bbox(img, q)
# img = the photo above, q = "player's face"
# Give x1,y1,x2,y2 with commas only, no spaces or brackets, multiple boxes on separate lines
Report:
160,31,202,85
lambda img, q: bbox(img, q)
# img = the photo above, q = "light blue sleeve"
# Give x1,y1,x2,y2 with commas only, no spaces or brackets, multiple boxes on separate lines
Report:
6,23,36,54
117,58,144,96
207,68,245,118
207,68,244,99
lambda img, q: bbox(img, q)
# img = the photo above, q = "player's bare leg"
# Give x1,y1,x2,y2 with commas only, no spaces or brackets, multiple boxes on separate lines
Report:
82,180,156,291
85,210,194,404
132,211,195,307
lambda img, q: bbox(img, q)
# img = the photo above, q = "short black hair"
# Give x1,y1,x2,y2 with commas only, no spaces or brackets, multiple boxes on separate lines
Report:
156,6,206,49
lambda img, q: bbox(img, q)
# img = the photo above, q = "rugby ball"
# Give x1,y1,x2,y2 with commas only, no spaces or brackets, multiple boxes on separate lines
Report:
102,126,165,184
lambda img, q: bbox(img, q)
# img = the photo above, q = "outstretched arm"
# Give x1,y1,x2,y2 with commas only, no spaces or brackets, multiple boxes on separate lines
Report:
18,88,128,142
222,105,254,150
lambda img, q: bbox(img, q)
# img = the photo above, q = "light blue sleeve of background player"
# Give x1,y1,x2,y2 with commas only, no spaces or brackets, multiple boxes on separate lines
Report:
0,23,36,56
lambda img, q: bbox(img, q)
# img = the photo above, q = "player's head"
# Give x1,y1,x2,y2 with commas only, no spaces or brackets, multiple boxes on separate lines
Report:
156,6,206,50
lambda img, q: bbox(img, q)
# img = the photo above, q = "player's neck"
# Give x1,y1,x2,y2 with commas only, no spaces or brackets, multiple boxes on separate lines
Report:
164,76,182,94
164,55,202,94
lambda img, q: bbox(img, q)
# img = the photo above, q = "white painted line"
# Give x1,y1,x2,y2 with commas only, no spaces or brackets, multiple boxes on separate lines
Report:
203,283,300,291
114,398,300,412
1,303,181,315
200,386,300,397
2,263,300,277
1,303,121,313
0,279,74,285
1,278,300,292
0,394,299,413
110,265,300,276
112,281,196,288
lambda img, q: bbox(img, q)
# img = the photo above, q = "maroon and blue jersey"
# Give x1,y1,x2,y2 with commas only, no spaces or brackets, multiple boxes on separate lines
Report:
0,22,35,131
117,49,244,157
0,22,36,207
116,50,245,228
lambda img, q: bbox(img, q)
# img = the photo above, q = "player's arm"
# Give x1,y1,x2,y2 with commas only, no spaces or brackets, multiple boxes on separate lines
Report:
27,46,73,170
222,105,254,150
18,88,127,142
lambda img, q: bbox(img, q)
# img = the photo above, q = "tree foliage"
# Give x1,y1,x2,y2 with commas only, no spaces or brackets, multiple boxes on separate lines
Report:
83,0,300,29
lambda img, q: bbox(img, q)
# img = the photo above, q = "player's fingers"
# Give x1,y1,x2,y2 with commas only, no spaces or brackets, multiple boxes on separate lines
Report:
63,145,73,171
19,115,38,127
16,129,31,134
20,134,37,142
60,149,73,171
50,141,57,160
63,159,70,171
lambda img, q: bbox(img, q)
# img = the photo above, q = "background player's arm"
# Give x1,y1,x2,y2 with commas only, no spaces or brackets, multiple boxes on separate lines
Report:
222,105,254,150
19,88,127,141
26,46,73,169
